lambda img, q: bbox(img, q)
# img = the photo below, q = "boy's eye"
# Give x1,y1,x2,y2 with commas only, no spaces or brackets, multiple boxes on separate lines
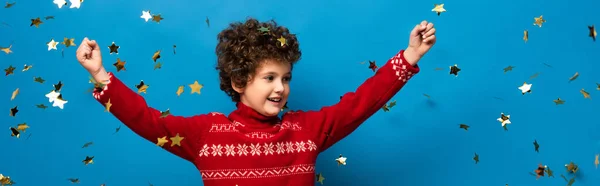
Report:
283,76,292,82
264,76,274,81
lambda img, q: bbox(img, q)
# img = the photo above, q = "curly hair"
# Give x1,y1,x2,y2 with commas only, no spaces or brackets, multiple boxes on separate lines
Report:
216,17,302,102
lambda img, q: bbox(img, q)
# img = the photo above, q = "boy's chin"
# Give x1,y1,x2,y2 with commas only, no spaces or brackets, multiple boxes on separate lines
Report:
262,107,281,116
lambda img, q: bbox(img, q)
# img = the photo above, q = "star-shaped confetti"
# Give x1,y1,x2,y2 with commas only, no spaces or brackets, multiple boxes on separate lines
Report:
503,66,514,73
534,164,547,179
5,2,15,8
105,98,112,112
565,162,578,173
580,88,590,99
108,42,119,54
69,0,82,9
154,62,162,70
189,81,203,94
82,156,94,165
136,80,149,94
53,0,67,8
315,173,325,185
4,65,15,76
30,17,43,28
156,136,168,146
170,133,184,147
368,60,378,72
497,112,511,127
473,153,479,164
152,50,161,62
113,58,126,72
22,64,32,72
523,30,528,42
152,14,163,23
518,82,532,95
449,64,461,76
9,106,18,117
534,15,546,27
62,37,75,47
432,4,446,16
459,124,469,131
0,174,15,185
0,45,12,54
553,98,565,105
34,76,45,83
335,154,347,166
277,36,287,47
141,11,152,22
47,39,58,51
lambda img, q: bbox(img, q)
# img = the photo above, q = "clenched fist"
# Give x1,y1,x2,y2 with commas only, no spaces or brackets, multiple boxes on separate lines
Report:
403,20,437,66
76,37,104,75
76,37,109,82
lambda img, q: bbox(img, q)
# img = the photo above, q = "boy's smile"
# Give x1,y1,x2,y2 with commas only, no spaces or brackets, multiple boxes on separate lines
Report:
234,60,291,117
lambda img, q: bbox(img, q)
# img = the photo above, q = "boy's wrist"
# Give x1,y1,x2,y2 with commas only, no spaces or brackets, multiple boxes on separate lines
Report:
403,47,421,66
91,67,110,83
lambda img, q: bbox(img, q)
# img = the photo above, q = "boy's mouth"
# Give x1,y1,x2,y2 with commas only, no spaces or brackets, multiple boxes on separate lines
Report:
267,97,281,103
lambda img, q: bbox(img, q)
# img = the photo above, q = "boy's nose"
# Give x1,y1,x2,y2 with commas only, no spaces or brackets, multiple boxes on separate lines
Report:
274,82,284,93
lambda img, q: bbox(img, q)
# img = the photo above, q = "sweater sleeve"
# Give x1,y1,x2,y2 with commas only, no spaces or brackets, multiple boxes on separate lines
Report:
300,50,420,152
92,72,208,162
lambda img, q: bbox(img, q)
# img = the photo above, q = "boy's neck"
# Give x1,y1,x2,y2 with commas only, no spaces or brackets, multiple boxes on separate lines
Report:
229,102,281,127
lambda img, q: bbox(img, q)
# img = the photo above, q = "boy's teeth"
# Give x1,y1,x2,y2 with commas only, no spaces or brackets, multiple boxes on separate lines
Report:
268,98,281,102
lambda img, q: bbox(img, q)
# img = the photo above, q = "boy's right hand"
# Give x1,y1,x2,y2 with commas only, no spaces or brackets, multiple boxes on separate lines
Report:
76,37,105,76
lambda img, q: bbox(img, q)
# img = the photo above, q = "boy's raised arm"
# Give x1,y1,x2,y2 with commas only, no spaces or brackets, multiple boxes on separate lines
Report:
92,71,208,162
299,50,420,152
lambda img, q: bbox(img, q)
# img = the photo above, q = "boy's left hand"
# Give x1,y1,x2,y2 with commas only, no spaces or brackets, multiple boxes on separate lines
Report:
404,20,436,66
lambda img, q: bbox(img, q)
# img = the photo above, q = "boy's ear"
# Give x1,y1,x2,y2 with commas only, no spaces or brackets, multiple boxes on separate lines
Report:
231,80,244,93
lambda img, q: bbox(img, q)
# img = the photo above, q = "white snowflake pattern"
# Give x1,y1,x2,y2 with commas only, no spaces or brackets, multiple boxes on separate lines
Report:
198,140,318,157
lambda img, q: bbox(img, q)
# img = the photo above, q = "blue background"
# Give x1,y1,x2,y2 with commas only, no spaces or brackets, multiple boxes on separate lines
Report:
1,0,599,185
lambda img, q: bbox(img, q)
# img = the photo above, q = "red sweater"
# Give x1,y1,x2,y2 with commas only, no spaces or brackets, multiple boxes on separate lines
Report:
92,50,420,186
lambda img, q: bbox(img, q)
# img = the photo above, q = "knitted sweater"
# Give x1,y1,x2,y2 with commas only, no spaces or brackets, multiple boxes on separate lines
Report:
92,49,420,186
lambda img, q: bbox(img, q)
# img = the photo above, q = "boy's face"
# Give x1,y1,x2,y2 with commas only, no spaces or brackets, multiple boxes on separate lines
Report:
236,60,291,117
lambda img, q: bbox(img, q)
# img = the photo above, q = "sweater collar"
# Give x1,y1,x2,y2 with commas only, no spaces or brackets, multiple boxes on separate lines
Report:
228,102,281,128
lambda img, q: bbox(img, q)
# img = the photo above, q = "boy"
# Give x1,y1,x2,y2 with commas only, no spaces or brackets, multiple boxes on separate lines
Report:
75,18,436,186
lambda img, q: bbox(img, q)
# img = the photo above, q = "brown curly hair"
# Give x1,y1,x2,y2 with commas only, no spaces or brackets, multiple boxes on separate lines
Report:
216,17,302,102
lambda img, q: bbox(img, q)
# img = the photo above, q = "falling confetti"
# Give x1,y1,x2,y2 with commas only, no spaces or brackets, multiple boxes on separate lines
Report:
449,64,460,76
589,25,597,41
432,4,446,16
381,100,396,112
553,98,565,105
1,45,12,54
368,60,377,72
108,42,119,54
152,14,164,23
11,88,19,100
189,81,203,94
568,72,579,82
534,15,546,27
47,39,58,51
565,162,579,173
30,17,43,28
518,82,532,95
503,66,514,73
497,113,511,128
335,154,347,166
113,58,126,72
459,124,469,131
136,80,149,94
